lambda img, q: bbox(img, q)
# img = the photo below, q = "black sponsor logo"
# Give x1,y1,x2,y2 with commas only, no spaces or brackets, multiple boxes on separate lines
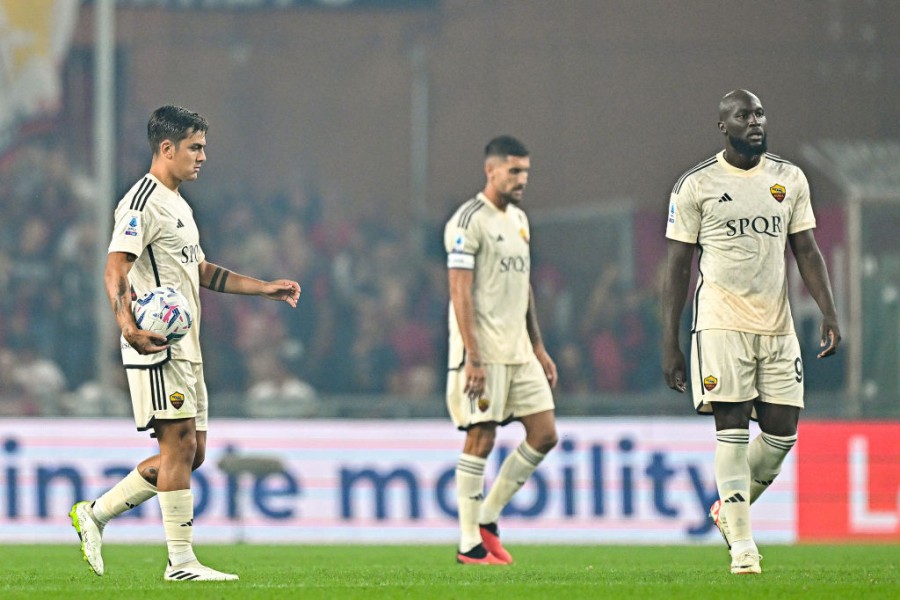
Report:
725,215,783,238
498,256,529,273
181,244,201,263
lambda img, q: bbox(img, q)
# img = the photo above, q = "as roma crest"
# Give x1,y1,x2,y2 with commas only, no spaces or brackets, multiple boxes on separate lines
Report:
703,375,718,392
170,391,185,409
477,397,491,412
770,184,786,203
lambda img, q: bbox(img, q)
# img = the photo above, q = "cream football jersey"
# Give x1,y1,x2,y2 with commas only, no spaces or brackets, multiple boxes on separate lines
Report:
666,151,817,335
445,193,533,366
108,174,205,365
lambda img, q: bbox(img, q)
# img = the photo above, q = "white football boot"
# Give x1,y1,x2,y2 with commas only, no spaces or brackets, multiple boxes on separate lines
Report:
70,501,105,576
730,549,763,575
164,560,239,581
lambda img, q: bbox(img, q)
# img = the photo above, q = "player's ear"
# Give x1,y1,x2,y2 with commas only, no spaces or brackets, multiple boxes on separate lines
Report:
484,156,496,177
161,139,174,159
717,121,726,135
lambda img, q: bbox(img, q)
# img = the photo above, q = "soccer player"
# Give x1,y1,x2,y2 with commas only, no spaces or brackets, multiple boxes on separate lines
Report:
661,90,841,574
444,135,559,565
70,105,301,581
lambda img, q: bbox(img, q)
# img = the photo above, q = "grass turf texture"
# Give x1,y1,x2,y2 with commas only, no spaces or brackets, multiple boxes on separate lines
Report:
4,544,898,599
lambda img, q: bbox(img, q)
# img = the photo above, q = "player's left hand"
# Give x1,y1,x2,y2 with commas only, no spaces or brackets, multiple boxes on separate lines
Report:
261,279,301,307
817,318,841,358
535,347,558,389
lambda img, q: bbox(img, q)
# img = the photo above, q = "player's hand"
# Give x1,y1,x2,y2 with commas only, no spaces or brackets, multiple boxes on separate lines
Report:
464,358,486,400
534,347,558,389
261,279,301,308
663,347,687,393
124,328,168,355
817,319,841,358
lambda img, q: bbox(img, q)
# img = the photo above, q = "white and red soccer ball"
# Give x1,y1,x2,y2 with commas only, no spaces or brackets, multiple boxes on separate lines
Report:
133,286,193,343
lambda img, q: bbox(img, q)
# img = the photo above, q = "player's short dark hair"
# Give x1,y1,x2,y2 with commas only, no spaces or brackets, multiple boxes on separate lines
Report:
147,105,209,155
485,135,529,159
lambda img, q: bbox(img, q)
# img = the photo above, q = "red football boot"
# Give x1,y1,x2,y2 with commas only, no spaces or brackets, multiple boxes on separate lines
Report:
456,543,506,565
479,523,513,564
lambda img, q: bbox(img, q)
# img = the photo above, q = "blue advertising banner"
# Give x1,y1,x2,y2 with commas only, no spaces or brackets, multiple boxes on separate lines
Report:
0,418,795,544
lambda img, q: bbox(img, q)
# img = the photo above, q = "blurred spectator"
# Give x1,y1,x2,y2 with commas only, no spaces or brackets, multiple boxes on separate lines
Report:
54,217,99,384
6,344,67,416
0,348,37,416
343,295,400,393
245,357,319,418
581,262,628,391
555,340,593,394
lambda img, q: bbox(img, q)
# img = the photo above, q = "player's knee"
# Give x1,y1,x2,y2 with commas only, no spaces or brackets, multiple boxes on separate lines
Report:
757,404,800,437
532,430,558,454
181,435,198,458
163,431,197,463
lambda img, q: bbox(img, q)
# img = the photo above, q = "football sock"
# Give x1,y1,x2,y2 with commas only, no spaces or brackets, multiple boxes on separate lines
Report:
715,429,752,544
91,468,158,526
159,489,197,567
749,431,797,503
480,441,546,526
456,454,486,553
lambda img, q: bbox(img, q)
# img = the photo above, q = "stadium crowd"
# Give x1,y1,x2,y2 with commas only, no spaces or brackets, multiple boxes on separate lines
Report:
0,139,666,417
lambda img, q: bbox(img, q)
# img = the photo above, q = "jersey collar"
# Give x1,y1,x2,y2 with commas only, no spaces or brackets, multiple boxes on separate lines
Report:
716,150,767,176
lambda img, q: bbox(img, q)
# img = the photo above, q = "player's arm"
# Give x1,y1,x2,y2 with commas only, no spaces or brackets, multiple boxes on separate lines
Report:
789,229,841,358
448,267,485,398
198,260,301,308
661,239,695,392
526,284,558,389
104,251,168,354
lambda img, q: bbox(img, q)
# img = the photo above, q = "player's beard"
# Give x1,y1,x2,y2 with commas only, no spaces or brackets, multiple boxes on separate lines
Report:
729,132,767,157
503,188,524,205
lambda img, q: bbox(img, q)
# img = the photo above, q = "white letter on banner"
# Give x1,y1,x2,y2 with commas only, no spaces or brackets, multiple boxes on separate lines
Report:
848,435,899,532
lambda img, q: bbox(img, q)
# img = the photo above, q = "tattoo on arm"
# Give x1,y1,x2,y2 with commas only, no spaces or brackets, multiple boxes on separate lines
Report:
113,277,130,317
209,267,231,293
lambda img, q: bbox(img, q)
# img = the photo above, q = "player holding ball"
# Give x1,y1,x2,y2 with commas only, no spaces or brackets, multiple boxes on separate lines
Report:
70,105,301,582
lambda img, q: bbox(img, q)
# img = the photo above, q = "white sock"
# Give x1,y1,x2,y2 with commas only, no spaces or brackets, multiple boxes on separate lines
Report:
479,441,546,525
92,469,158,526
158,489,197,567
715,429,752,544
731,538,758,556
456,454,486,553
749,432,797,503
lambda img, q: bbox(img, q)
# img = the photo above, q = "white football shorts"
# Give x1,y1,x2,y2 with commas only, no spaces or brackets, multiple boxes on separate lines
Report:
447,354,554,430
125,359,208,433
691,329,804,416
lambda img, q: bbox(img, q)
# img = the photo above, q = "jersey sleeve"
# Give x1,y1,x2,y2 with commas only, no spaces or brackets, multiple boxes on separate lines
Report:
787,169,816,234
665,176,701,244
445,211,481,270
108,202,159,257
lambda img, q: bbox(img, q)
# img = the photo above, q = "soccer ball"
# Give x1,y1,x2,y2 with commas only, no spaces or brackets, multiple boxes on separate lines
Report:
133,286,193,343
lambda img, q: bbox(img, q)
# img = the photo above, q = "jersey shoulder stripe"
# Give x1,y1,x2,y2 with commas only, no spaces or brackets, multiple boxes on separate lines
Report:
129,177,158,212
457,198,485,229
764,152,795,166
672,156,718,194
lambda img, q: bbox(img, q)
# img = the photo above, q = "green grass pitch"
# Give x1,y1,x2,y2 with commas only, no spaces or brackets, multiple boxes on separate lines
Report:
3,544,898,599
